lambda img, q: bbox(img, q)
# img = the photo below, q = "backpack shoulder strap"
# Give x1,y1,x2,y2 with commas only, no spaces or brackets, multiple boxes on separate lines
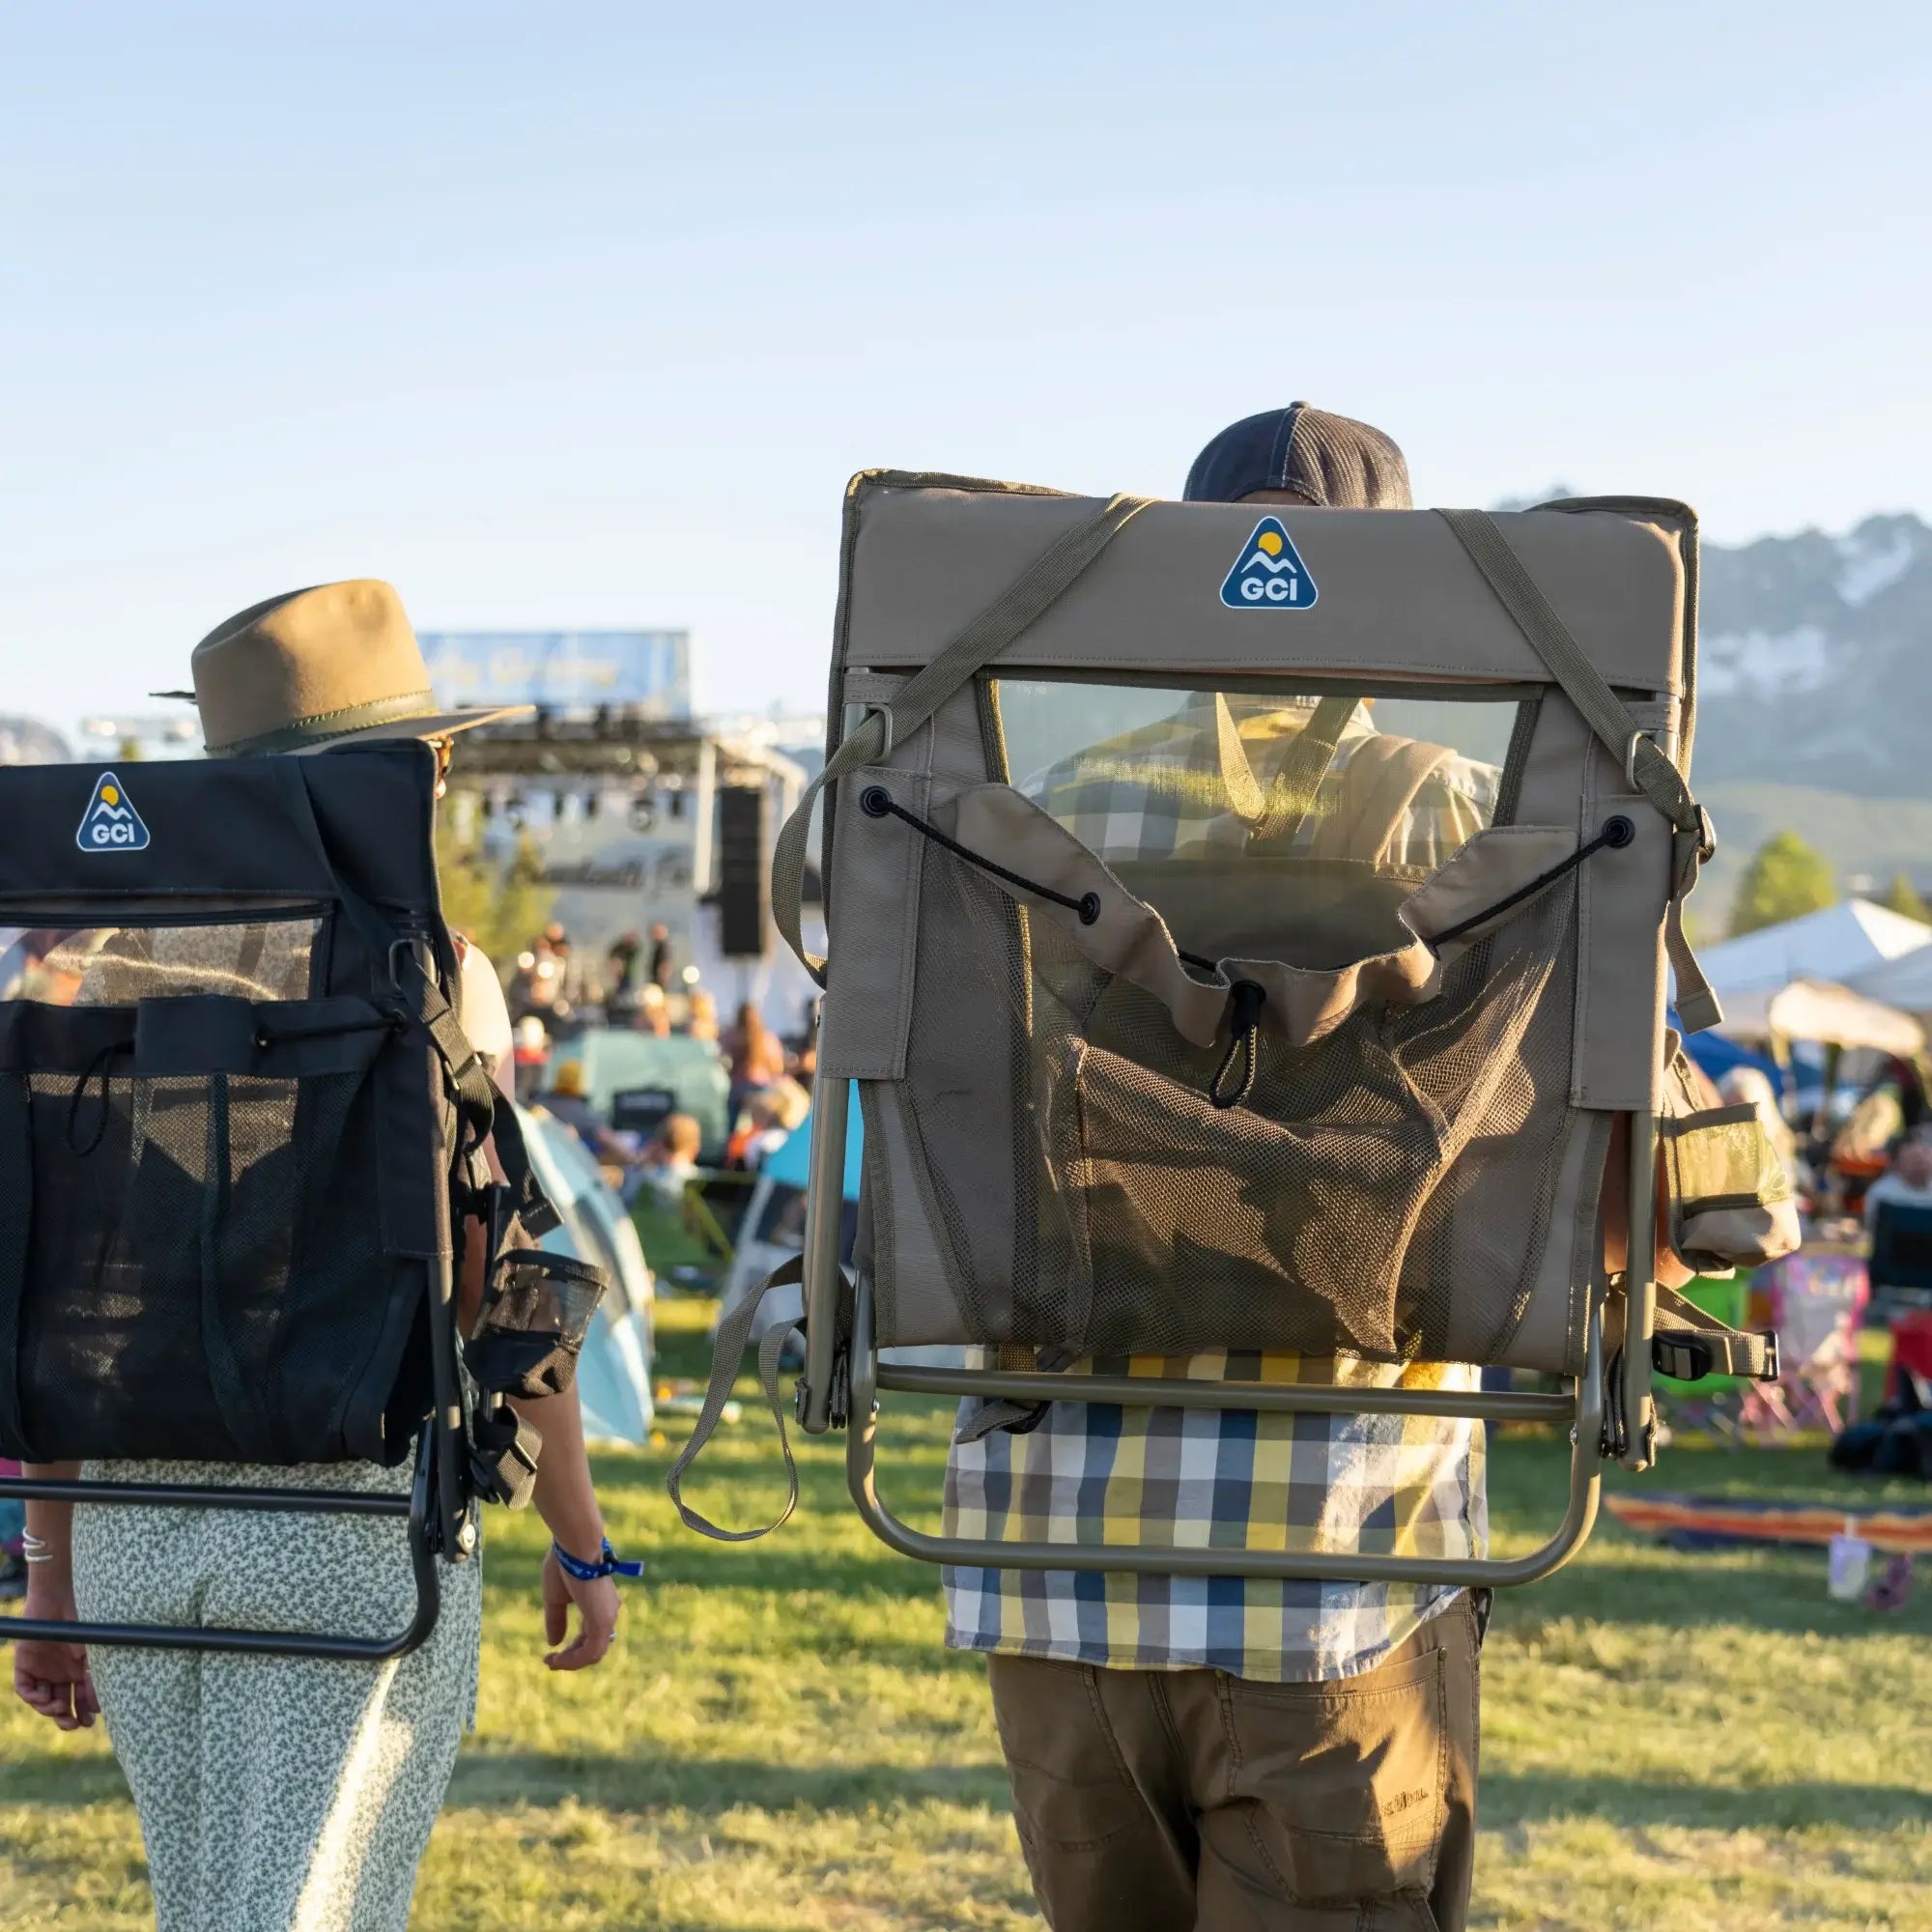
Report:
1310,734,1455,867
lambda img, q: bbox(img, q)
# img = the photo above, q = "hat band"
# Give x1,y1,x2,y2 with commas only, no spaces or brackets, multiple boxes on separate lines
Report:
209,688,440,755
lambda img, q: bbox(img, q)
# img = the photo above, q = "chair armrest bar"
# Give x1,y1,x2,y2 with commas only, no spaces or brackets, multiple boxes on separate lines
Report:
875,1363,1577,1423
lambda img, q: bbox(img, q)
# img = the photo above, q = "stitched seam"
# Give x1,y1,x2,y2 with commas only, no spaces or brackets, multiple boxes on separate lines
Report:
1427,1646,1447,1891
844,650,1682,691
1215,1674,1242,1795
1241,1806,1295,1896
1083,1664,1140,1791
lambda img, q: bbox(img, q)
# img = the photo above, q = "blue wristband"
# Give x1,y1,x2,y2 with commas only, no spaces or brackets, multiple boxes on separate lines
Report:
552,1537,643,1582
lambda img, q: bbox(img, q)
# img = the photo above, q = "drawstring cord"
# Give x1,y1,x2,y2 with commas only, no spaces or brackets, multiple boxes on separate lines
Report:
860,786,1104,929
1208,980,1266,1110
859,789,1636,1114
1428,815,1634,951
66,1037,133,1155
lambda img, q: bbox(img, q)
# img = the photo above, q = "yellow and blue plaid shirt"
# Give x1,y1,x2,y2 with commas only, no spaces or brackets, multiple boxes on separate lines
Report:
943,695,1493,1683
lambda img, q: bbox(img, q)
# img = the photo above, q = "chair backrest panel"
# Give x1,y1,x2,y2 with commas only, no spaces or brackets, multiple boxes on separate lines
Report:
805,475,1734,1379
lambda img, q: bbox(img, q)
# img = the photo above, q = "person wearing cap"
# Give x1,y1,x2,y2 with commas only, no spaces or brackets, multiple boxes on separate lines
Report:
946,410,1491,1932
11,582,631,1932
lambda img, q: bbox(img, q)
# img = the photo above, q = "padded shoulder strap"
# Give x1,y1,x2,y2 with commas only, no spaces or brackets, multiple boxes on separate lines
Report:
1436,509,1721,1034
773,492,1154,981
1309,734,1455,867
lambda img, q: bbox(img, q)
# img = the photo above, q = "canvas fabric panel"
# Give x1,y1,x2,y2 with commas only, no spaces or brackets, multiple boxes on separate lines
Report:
842,482,1685,694
805,478,1702,1379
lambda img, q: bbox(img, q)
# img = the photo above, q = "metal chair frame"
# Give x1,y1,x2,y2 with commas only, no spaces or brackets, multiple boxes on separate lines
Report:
796,1075,1660,1585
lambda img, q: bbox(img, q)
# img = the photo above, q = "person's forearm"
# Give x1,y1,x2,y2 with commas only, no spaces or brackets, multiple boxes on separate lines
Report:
510,1385,605,1559
21,1463,81,1592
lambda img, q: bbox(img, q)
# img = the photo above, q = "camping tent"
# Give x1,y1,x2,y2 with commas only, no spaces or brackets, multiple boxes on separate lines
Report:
1712,978,1925,1056
1695,898,1932,999
1850,941,1932,1019
715,1086,861,1349
520,1105,657,1445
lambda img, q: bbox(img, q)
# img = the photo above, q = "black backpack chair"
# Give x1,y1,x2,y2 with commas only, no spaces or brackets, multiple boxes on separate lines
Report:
0,742,603,1659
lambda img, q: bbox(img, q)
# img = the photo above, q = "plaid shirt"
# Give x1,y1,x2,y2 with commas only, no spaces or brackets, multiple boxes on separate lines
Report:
943,695,1495,1682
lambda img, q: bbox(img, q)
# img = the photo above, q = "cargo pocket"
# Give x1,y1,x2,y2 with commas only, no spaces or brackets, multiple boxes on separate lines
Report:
1219,1645,1448,1908
10,994,396,1464
1658,1077,1801,1274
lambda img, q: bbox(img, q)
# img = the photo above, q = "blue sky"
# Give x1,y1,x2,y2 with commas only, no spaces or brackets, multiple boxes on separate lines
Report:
3,3,1924,725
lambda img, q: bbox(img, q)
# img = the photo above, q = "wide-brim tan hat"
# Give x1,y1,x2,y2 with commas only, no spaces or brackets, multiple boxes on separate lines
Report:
160,579,530,755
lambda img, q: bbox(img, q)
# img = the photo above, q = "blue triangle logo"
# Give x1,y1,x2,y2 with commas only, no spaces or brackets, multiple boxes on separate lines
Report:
1220,515,1319,611
75,771,151,853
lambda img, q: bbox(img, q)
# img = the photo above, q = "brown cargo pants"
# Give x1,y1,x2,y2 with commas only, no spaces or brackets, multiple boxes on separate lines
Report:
987,1594,1482,1932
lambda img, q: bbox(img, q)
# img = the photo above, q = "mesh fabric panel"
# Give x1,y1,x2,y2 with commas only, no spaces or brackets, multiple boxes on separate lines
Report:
7,915,410,1463
869,685,1584,1363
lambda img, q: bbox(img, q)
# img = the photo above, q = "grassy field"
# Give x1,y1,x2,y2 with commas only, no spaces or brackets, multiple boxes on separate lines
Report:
4,1303,1929,1930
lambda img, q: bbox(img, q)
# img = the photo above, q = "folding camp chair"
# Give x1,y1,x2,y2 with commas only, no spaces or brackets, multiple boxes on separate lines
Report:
670,475,1792,1584
1869,1200,1932,1316
0,743,601,1658
1738,1249,1868,1437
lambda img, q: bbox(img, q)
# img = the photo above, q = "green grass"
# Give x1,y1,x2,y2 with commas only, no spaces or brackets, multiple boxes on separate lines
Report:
5,1302,1929,1929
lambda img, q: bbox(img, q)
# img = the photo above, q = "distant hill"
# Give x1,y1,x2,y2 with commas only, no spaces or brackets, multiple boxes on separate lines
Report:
0,716,72,764
1694,511,1931,801
1493,505,1932,920
1689,511,1932,917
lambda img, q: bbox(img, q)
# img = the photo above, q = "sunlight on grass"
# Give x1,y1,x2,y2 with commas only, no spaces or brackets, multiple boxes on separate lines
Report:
4,1298,1927,1928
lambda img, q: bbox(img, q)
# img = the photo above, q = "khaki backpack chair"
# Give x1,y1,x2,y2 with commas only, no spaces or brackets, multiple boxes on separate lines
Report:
669,473,1798,1585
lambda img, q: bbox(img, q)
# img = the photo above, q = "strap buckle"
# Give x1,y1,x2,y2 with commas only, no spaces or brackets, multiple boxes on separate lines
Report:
1693,802,1718,866
859,704,895,761
1623,729,1650,789
1651,1333,1713,1381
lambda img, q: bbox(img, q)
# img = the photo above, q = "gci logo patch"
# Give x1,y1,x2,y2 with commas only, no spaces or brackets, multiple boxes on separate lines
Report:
75,772,151,853
1220,515,1318,611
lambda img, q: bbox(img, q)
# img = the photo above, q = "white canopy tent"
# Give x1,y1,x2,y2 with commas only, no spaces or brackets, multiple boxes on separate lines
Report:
1849,942,1932,1019
1711,977,1924,1056
1695,898,1932,999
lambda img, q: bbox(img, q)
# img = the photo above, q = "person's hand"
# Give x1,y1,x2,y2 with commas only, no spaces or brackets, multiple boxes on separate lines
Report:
13,1583,99,1731
541,1546,620,1671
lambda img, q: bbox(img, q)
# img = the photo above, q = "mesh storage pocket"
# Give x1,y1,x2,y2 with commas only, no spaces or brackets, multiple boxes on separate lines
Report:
2,996,404,1464
1065,1024,1441,1357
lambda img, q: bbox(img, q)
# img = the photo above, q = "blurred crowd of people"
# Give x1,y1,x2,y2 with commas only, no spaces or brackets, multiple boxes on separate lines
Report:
501,918,818,1225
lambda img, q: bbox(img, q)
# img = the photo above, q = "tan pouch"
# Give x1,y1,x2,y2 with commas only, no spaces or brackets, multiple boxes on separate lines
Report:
1657,1050,1801,1273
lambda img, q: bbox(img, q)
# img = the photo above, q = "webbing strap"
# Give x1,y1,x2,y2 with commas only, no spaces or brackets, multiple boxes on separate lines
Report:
270,756,554,1233
1652,1283,1779,1380
772,493,1154,979
1249,695,1356,846
0,1076,36,1460
665,1254,807,1541
1435,508,1722,1033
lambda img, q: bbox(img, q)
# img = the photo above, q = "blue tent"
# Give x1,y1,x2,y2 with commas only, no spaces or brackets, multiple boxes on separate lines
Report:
762,1084,863,1197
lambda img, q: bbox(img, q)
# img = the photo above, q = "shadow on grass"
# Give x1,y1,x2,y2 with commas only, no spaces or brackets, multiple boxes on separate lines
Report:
1494,1551,1932,1639
1480,1769,1931,1833
0,1756,130,1805
446,1749,1011,1818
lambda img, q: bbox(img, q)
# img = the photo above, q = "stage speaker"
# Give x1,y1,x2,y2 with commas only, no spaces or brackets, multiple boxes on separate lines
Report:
717,784,768,958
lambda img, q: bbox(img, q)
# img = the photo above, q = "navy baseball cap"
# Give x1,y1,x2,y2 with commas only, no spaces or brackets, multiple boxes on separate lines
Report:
1183,403,1412,509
